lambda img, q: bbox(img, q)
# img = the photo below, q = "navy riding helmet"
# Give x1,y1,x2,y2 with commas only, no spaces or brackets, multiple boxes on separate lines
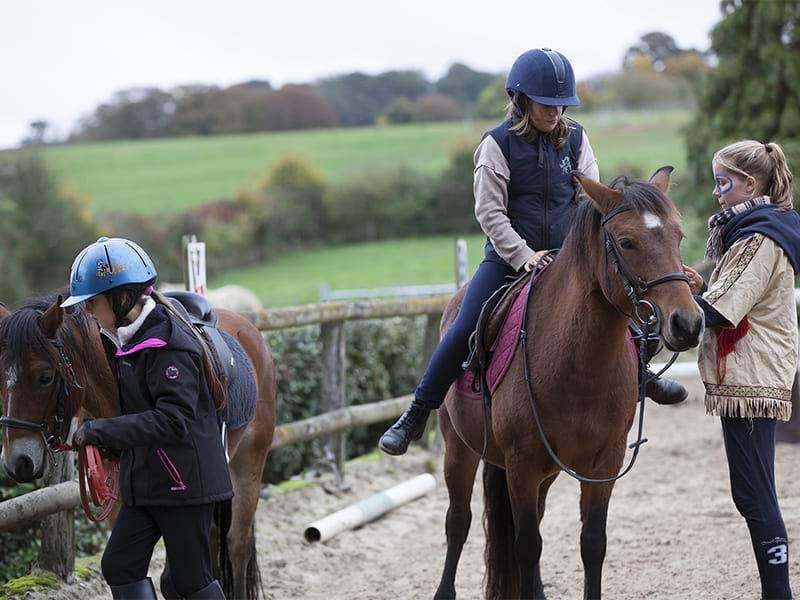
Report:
506,48,580,107
61,237,157,308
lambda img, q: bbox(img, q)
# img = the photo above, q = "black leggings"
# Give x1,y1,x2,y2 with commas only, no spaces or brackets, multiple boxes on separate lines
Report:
722,417,792,599
101,503,215,597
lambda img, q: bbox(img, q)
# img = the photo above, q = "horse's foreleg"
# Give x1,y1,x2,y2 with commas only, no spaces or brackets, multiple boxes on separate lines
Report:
578,477,616,600
531,473,558,596
433,407,480,600
507,462,546,600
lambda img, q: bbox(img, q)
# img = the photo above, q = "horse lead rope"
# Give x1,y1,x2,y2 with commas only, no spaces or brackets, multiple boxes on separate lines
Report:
77,444,120,521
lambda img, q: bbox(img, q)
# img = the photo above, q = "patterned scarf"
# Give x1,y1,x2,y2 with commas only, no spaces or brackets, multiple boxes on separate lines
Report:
705,196,771,262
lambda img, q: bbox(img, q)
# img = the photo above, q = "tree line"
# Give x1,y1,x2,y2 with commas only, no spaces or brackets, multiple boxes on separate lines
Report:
19,31,714,146
67,64,496,142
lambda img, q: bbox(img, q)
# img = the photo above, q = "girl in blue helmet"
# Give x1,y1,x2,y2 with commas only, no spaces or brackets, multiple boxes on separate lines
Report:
63,237,229,600
380,48,686,455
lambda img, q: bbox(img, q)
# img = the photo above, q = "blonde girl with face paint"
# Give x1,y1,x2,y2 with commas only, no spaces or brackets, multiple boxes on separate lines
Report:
683,140,799,599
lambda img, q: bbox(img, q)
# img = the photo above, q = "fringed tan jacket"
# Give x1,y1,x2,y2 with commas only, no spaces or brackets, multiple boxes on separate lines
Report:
698,233,796,421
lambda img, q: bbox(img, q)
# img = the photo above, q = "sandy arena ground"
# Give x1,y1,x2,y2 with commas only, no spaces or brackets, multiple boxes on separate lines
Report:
24,378,800,599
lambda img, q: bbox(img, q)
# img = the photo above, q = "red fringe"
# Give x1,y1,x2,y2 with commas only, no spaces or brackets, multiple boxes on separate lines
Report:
716,316,749,383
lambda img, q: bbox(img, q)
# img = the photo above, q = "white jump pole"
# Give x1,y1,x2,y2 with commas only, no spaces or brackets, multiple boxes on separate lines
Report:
304,473,436,543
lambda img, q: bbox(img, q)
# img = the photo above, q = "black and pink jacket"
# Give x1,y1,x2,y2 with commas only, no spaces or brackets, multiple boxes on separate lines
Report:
82,303,233,507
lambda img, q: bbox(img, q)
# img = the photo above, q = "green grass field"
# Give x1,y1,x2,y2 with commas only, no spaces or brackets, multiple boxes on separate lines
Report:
210,234,488,308
36,109,690,214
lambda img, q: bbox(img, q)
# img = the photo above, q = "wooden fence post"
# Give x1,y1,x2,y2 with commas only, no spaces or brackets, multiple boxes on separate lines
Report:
455,238,469,288
39,452,75,581
320,321,347,474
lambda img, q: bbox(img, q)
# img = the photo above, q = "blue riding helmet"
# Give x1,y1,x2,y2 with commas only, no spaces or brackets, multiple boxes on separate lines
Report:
61,237,157,308
506,48,580,107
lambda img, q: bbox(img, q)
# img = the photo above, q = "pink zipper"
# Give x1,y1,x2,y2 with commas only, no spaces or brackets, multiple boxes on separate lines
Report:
155,448,187,491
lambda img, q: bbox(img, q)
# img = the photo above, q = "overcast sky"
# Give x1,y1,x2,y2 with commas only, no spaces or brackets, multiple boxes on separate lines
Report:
0,0,722,149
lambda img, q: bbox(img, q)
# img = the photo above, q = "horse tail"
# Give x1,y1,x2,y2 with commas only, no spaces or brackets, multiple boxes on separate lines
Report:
245,521,263,600
213,500,263,600
214,499,234,597
483,462,519,600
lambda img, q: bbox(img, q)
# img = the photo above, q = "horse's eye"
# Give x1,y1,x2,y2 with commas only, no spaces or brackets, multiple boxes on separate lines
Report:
38,372,55,386
619,239,635,250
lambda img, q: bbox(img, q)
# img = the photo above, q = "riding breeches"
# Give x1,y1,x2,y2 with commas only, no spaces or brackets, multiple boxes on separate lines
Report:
721,417,792,599
415,259,517,409
101,502,215,597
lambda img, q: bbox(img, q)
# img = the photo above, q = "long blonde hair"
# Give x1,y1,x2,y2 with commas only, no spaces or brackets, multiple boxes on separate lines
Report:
504,95,571,148
714,140,794,210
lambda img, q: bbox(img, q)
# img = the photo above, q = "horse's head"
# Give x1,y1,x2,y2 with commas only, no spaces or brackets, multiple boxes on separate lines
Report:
573,168,703,352
0,296,84,481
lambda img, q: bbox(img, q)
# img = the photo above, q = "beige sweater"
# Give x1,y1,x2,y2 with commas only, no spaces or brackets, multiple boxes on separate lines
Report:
473,125,600,270
698,233,796,421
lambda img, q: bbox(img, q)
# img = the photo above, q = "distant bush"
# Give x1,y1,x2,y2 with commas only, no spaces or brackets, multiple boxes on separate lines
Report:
324,166,435,243
414,94,464,122
0,154,98,304
476,76,507,120
258,157,327,249
430,142,482,234
385,97,416,124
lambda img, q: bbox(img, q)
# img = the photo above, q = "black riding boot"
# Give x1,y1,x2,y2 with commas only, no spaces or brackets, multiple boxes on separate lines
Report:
645,371,688,405
379,398,432,456
188,580,226,599
110,578,157,600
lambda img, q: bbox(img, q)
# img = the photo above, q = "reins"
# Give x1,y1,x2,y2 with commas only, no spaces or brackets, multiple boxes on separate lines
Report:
517,205,690,483
77,444,120,521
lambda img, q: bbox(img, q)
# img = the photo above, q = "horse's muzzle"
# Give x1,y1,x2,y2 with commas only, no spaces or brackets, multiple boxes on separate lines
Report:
663,308,704,351
2,439,46,482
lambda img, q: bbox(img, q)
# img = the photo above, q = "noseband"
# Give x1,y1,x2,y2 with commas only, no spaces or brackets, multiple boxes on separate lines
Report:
601,204,690,327
0,338,82,453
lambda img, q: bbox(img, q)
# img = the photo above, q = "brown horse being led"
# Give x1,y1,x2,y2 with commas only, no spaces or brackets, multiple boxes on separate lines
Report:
433,169,703,600
0,294,276,600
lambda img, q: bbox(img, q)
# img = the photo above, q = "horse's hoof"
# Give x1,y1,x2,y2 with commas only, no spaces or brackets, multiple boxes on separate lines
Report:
432,588,456,600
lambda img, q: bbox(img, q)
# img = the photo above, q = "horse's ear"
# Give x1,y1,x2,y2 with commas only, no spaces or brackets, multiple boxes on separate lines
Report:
38,297,64,339
572,171,623,214
649,166,674,195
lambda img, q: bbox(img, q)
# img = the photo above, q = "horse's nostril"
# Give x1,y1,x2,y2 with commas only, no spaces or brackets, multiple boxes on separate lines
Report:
13,454,35,481
670,311,702,343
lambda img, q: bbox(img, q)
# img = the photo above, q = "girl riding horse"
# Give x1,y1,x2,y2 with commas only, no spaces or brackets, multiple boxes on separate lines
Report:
380,48,686,457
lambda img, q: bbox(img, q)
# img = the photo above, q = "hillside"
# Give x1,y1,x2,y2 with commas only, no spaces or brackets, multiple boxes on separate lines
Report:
35,110,689,214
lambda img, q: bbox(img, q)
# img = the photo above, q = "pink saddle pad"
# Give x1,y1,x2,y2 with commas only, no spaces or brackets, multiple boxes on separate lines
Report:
456,287,526,400
455,289,640,400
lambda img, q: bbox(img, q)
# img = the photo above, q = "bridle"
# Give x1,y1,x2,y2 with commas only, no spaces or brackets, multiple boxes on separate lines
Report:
0,338,82,453
0,321,119,522
519,203,690,484
600,204,690,330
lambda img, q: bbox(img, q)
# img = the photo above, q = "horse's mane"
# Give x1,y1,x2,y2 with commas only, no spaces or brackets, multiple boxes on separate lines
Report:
562,176,679,260
0,290,92,371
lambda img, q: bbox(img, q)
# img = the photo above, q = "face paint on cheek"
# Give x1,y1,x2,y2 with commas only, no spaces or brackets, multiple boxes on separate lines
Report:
714,174,733,195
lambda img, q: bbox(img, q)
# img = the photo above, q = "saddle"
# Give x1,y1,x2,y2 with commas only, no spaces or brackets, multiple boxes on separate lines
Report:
463,271,529,376
163,291,236,388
